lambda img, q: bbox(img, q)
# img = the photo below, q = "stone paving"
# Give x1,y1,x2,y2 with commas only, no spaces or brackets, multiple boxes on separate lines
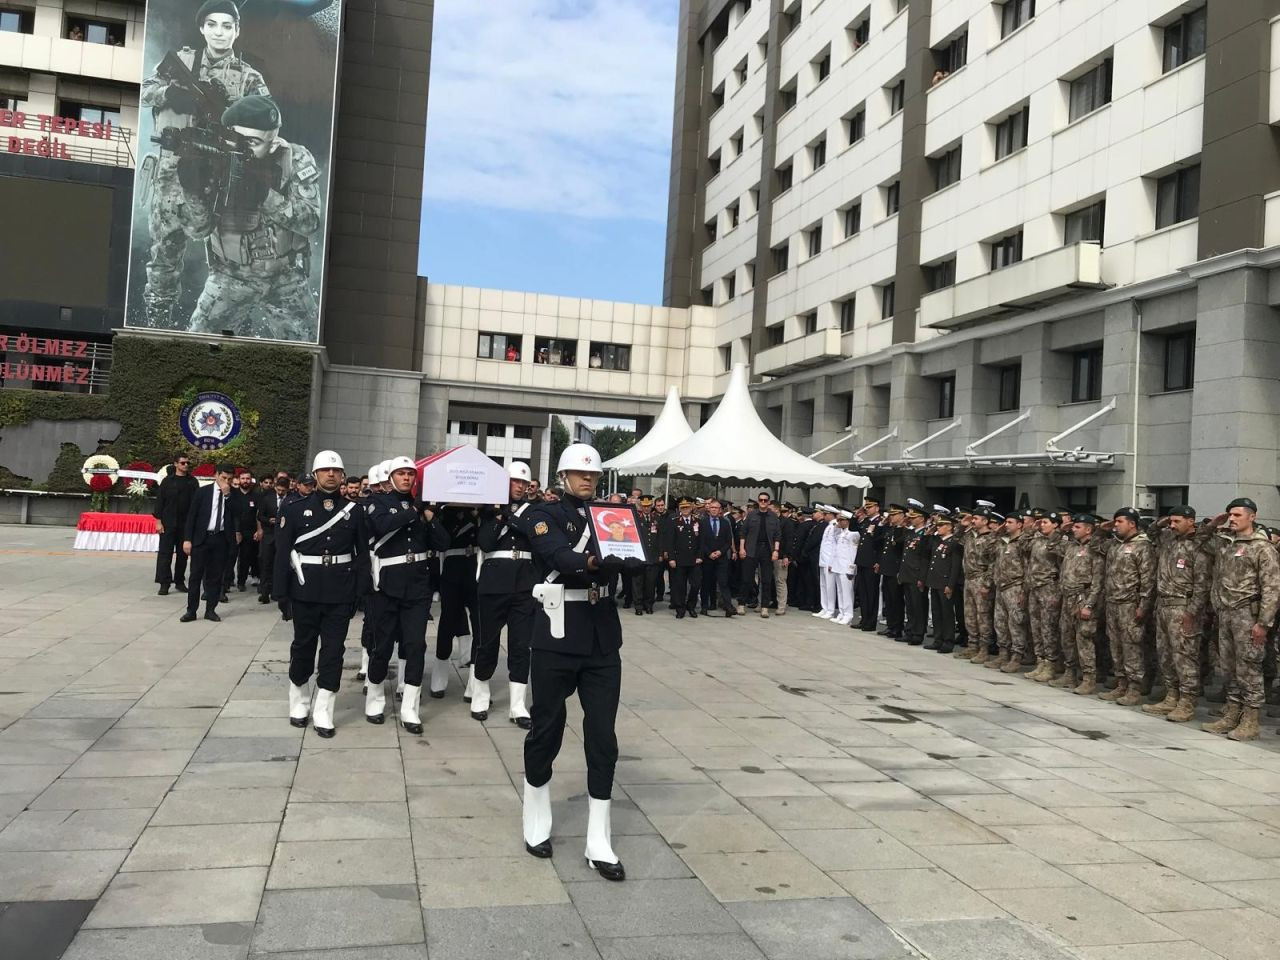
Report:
3,526,1280,959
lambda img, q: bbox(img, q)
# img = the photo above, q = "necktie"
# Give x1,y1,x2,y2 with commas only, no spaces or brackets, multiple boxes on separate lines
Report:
214,489,223,532
712,518,719,537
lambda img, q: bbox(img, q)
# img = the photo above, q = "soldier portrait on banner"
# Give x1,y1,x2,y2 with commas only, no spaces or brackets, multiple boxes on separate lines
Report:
124,0,342,344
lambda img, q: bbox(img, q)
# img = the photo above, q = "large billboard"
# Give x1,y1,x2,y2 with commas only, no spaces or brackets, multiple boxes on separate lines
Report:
124,0,342,343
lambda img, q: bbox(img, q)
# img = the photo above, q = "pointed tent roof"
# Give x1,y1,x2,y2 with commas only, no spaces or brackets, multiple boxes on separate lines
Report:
623,364,871,489
602,386,695,472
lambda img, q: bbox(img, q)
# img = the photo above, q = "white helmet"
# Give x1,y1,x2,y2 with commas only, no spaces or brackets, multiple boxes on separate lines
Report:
312,450,344,472
557,443,602,475
367,463,383,483
507,461,532,482
386,455,417,475
377,459,393,484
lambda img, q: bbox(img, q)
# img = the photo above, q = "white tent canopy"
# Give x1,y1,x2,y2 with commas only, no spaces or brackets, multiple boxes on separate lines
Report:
601,386,695,471
622,364,871,489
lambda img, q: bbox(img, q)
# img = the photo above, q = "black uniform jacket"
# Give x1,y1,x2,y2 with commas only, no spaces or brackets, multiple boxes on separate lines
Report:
365,490,449,601
878,525,906,579
926,534,964,590
273,490,369,605
477,500,539,596
257,489,288,541
634,510,663,564
662,514,702,566
898,527,929,585
527,496,622,657
154,472,199,531
438,507,480,580
856,514,884,568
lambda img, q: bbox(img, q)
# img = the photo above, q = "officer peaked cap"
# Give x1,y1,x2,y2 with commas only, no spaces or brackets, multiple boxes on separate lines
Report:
196,0,240,25
222,95,281,131
1227,497,1258,513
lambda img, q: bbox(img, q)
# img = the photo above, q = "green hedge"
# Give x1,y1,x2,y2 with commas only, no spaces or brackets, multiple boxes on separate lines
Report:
0,390,108,429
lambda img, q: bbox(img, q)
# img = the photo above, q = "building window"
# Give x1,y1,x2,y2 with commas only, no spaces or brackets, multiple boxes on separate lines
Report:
1060,485,1098,513
884,180,901,216
477,331,521,361
780,76,798,113
730,129,744,158
801,311,818,335
775,159,794,193
1163,331,1195,391
930,144,962,192
1155,165,1200,229
0,7,34,32
771,241,789,276
933,32,968,78
723,272,736,301
719,345,733,371
809,135,827,171
1069,58,1113,122
894,0,908,11
0,96,28,111
848,10,871,51
700,285,715,306
66,16,125,45
707,150,722,178
994,104,1029,160
589,342,631,371
727,200,740,230
748,185,761,214
59,101,122,127
705,217,718,243
806,221,822,257
512,425,535,440
734,56,748,87
1162,6,1206,73
781,0,801,39
924,258,956,292
844,105,866,145
842,202,862,238
753,109,765,137
767,325,785,348
1000,0,1035,39
997,364,1021,411
813,47,831,83
1064,200,1106,245
887,79,905,116
533,337,578,366
839,297,856,332
880,282,896,320
937,376,956,419
745,260,756,290
989,230,1023,271
1070,348,1103,403
711,81,725,112
454,421,479,436
1156,486,1190,516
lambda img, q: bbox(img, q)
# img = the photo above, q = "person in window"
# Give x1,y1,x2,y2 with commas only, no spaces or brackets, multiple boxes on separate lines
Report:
505,343,518,362
589,353,602,369
563,351,576,365
535,348,548,364
932,70,948,86
69,25,84,41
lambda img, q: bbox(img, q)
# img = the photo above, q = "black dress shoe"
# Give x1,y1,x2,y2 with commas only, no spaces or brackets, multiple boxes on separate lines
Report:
700,607,710,616
402,720,423,735
675,609,685,619
205,611,222,622
937,643,954,654
175,580,188,591
895,635,912,643
471,710,488,722
220,593,229,603
622,600,632,609
688,609,698,619
289,717,308,728
907,638,924,646
922,641,938,651
525,839,553,859
588,858,626,882
238,583,246,592
257,595,270,604
180,612,197,623
512,716,532,730
366,713,385,725
314,724,335,739
634,607,643,616
158,585,169,596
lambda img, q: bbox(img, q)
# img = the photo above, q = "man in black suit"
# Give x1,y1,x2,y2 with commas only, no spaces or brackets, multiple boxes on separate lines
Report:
153,453,198,594
181,462,240,622
698,499,736,616
737,492,781,619
256,472,290,605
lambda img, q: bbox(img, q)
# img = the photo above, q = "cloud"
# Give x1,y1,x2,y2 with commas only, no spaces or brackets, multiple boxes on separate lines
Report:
424,0,677,222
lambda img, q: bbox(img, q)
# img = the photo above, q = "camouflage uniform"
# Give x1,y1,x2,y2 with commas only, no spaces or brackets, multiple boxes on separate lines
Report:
1058,535,1105,689
1152,527,1212,700
186,139,322,340
139,47,268,328
1101,532,1156,698
1210,529,1280,710
992,532,1028,668
1026,527,1065,678
960,528,998,660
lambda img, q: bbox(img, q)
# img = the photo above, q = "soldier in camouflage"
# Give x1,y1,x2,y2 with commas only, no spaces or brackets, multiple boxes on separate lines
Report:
1025,509,1066,683
181,95,322,341
1145,506,1213,722
1202,497,1280,741
957,509,999,662
139,0,269,328
992,510,1030,673
1056,513,1106,694
1098,508,1157,706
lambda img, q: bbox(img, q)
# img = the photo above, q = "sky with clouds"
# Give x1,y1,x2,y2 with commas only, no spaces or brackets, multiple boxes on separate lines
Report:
419,0,678,305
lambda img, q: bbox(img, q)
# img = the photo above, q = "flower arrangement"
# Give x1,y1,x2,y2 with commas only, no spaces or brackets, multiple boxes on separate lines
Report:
81,454,119,513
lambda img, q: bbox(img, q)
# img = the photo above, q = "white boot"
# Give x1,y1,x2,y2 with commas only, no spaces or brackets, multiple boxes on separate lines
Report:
463,667,476,704
400,683,423,734
429,657,450,699
522,780,552,857
508,681,531,729
395,657,407,698
312,688,336,738
470,676,491,721
364,675,386,724
357,648,369,681
585,797,625,880
288,682,311,728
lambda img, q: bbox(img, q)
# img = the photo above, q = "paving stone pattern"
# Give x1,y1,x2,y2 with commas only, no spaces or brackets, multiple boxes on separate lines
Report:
2,527,1280,959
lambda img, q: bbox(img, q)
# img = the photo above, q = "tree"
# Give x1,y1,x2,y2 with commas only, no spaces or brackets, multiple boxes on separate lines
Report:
592,425,636,466
549,416,570,481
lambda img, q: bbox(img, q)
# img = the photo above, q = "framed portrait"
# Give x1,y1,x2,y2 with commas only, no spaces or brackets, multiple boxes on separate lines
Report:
588,504,649,562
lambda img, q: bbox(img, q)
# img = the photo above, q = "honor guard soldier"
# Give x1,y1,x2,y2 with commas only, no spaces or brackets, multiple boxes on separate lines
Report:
663,498,703,618
274,451,369,738
898,502,929,645
363,456,449,734
431,505,482,698
925,511,963,653
354,461,388,682
631,496,662,615
521,443,640,881
473,462,539,726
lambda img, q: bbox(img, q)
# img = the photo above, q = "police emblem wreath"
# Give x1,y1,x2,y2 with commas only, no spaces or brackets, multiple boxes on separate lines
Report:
180,390,243,450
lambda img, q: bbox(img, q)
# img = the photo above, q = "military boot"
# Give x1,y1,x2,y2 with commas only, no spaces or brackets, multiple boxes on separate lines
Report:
1049,667,1076,689
1202,702,1242,734
1072,673,1098,696
1142,689,1180,716
971,647,989,665
1026,660,1048,682
954,647,975,659
1117,687,1143,707
985,650,1007,670
1098,678,1129,702
1165,695,1197,723
1227,707,1261,741
1000,656,1023,674
1038,660,1063,684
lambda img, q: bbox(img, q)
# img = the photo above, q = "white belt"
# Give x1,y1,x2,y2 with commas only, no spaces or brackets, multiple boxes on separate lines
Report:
379,552,431,568
485,550,532,561
441,547,475,558
563,586,612,602
297,553,354,566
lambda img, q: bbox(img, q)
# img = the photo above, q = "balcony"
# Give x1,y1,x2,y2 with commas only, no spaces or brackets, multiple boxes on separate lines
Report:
920,242,1106,330
755,327,842,376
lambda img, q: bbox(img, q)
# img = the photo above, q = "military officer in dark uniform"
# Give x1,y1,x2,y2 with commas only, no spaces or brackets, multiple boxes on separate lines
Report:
926,511,964,653
855,497,885,630
521,443,640,881
662,498,703,618
632,495,662,615
877,504,907,638
898,502,929,645
473,461,539,726
363,456,449,734
431,505,481,698
273,451,369,738
354,461,388,682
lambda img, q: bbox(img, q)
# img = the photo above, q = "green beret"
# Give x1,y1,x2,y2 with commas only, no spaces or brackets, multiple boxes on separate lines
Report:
196,0,240,24
222,95,281,131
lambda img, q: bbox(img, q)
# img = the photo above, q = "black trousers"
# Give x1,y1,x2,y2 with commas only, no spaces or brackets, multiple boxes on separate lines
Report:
881,577,905,635
289,600,353,692
234,536,257,586
669,564,702,612
739,554,774,607
903,581,927,642
155,530,188,586
524,644,621,800
930,589,956,646
436,577,478,661
368,596,428,686
701,555,733,611
186,538,229,616
631,564,658,611
474,591,535,683
258,536,277,601
856,567,880,627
